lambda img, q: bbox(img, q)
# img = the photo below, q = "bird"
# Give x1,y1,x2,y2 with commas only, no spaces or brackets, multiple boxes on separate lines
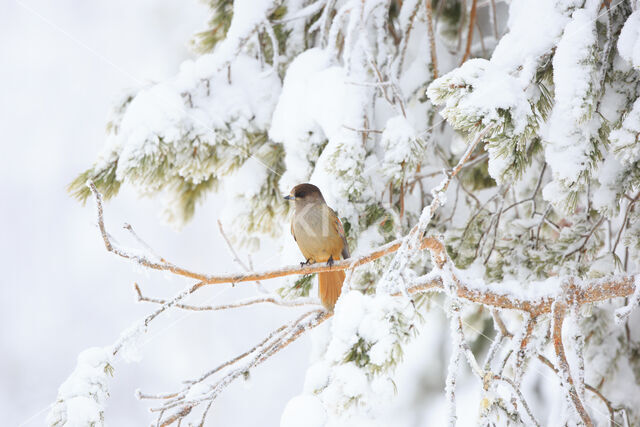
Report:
285,183,350,311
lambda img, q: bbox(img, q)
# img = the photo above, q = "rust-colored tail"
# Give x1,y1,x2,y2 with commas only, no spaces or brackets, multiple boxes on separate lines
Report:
318,270,345,311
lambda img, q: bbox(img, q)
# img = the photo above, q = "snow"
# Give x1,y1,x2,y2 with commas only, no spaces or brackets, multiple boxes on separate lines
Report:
196,0,275,74
184,382,212,401
380,115,420,183
593,153,623,213
544,8,598,186
269,47,371,224
610,97,640,165
280,394,327,427
614,275,640,323
457,266,564,302
428,0,583,183
491,0,577,73
286,290,421,425
618,10,640,69
47,347,113,427
269,48,332,192
224,156,269,199
104,53,281,191
115,322,146,363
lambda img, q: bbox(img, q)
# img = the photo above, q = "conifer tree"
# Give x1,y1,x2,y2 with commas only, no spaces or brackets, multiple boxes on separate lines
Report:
54,1,640,426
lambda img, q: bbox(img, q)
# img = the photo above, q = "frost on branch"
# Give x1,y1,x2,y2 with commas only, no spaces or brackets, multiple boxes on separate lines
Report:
48,347,113,427
543,6,601,211
285,291,425,425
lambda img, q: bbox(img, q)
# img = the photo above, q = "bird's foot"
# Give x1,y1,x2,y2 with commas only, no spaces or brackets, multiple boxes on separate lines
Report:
300,259,312,267
326,255,334,267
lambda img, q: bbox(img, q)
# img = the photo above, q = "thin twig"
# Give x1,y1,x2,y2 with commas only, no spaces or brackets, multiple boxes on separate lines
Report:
425,0,439,79
217,220,268,293
537,354,623,427
460,0,477,64
134,283,320,311
552,302,593,427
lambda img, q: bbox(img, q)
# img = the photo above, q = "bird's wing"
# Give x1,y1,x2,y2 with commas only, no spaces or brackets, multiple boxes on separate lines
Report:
331,208,350,259
290,218,297,242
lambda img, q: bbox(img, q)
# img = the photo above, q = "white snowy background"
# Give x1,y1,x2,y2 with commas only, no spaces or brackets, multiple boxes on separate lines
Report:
0,1,312,425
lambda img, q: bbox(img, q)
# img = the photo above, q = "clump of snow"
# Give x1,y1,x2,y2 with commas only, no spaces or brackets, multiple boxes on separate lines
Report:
47,347,113,427
196,0,276,74
618,10,640,69
269,48,371,225
428,0,579,182
291,290,420,424
269,49,332,191
614,275,640,324
100,53,281,192
380,115,422,183
280,394,327,427
593,153,623,214
544,7,598,189
429,58,533,136
610,97,640,165
491,0,576,72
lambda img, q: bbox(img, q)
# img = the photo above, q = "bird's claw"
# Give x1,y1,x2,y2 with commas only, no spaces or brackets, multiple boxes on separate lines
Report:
300,259,311,267
326,255,334,267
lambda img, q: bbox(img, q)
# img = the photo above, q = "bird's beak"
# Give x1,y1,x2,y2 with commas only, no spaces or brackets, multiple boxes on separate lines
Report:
284,195,295,200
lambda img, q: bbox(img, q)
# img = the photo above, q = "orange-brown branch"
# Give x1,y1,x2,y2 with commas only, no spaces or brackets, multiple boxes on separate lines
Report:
461,0,477,64
89,181,636,317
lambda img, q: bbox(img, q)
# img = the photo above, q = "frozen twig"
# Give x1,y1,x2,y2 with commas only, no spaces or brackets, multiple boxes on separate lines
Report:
425,0,439,79
150,309,329,426
394,0,422,77
492,374,541,426
445,305,461,427
460,0,478,64
514,315,535,385
217,220,268,293
614,275,640,324
123,223,167,263
552,301,593,427
134,282,321,311
537,354,626,427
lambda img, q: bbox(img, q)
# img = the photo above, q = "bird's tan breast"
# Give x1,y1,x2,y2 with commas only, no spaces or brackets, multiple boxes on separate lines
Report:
292,203,344,263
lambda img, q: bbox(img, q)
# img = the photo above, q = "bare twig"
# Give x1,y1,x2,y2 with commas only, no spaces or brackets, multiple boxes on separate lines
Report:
460,0,478,64
492,374,541,426
552,302,593,427
217,220,267,293
612,192,640,255
425,0,439,79
134,282,320,311
152,309,329,425
537,354,625,427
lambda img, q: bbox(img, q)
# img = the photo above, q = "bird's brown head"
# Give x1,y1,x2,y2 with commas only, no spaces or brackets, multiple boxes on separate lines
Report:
284,183,325,205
